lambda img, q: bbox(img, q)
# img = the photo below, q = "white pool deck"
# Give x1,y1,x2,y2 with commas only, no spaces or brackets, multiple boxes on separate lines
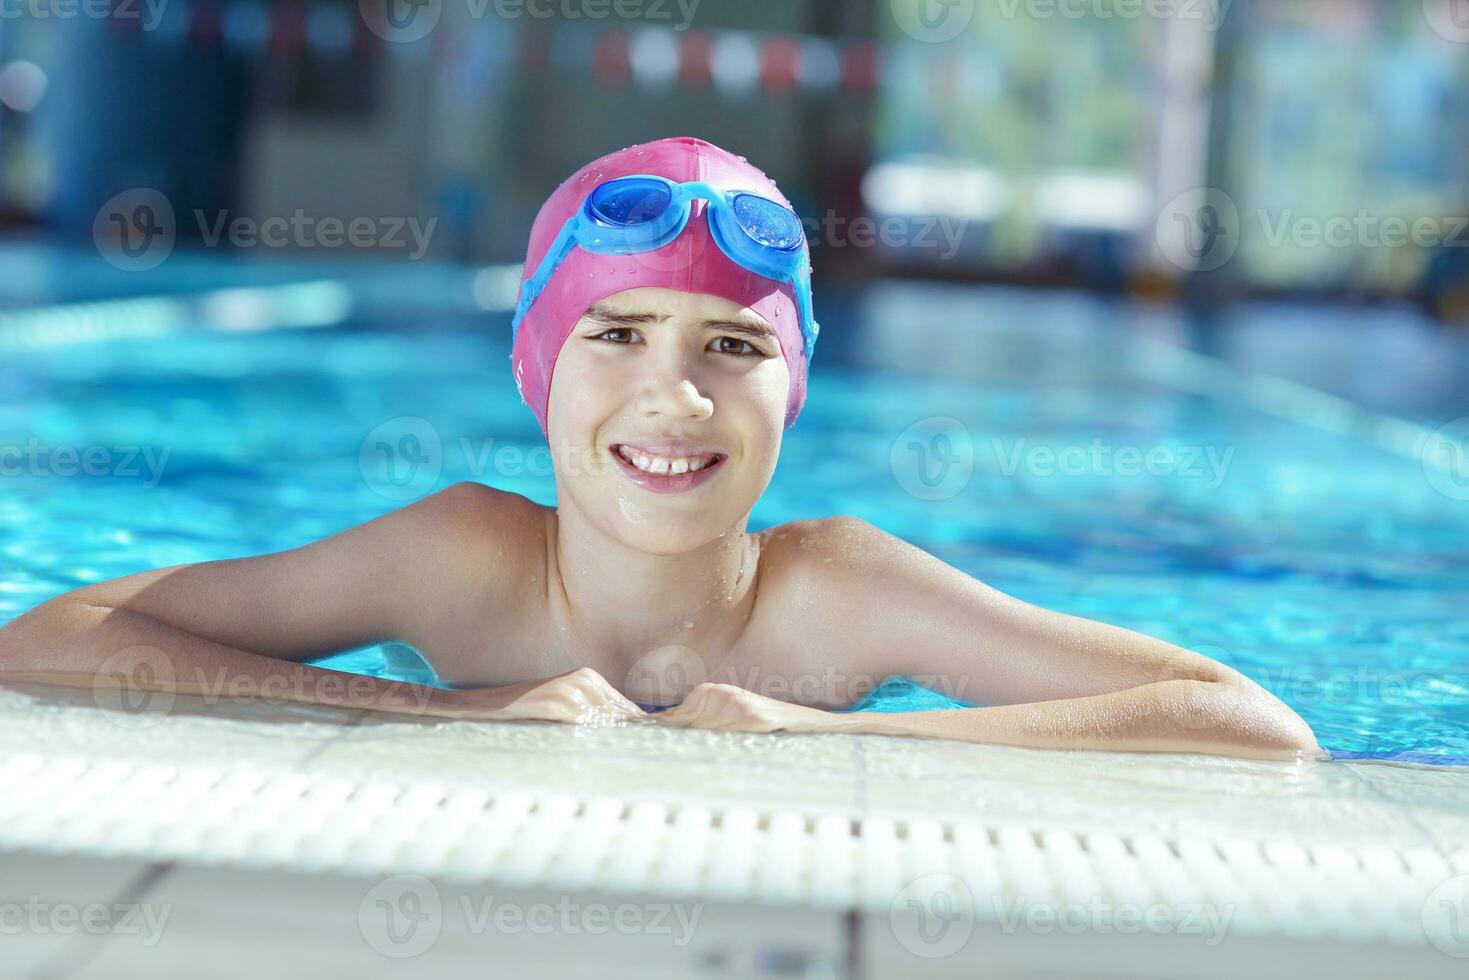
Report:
2,682,1467,978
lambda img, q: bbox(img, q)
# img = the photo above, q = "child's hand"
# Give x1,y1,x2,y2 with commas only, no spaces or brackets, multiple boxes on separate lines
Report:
435,667,645,724
654,683,846,734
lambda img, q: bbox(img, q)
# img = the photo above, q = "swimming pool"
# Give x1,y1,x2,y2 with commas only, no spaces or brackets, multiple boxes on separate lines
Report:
2,247,1466,765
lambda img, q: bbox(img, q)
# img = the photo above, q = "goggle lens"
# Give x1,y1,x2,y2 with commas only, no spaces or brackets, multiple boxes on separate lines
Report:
731,193,804,251
589,178,672,226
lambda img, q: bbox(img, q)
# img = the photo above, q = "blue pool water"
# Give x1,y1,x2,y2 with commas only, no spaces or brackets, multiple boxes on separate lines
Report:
2,249,1467,764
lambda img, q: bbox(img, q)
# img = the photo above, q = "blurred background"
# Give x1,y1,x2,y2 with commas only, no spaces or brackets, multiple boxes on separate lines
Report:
0,0,1466,311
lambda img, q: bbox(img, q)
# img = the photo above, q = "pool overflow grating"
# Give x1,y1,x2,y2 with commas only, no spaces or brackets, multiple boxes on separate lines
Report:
0,753,1464,945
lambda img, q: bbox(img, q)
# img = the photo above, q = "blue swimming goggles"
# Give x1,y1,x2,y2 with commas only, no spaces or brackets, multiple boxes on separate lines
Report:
512,175,819,360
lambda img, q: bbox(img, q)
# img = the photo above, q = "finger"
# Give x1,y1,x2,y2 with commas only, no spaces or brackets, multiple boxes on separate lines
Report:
600,685,645,715
653,698,702,723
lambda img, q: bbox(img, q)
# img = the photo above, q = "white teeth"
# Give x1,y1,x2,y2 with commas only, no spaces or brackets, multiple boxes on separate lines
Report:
616,446,720,475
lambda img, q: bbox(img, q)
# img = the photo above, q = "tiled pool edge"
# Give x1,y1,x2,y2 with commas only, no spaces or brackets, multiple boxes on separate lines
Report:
3,750,1467,953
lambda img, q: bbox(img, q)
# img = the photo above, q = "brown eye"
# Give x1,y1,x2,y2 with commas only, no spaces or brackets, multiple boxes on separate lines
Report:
595,328,634,343
712,336,759,357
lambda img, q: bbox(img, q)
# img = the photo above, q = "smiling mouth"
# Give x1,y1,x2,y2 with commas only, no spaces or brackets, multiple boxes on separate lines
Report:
612,445,726,475
608,444,729,492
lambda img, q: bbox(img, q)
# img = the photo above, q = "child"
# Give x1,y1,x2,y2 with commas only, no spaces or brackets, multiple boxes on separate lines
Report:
0,138,1320,761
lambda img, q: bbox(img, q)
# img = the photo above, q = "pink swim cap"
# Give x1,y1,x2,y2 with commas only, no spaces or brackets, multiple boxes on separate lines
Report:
510,137,811,437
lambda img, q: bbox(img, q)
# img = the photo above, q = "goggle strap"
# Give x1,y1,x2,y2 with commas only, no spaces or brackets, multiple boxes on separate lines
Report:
513,218,580,336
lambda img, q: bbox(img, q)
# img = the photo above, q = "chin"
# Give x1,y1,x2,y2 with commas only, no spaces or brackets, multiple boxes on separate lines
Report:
600,499,745,556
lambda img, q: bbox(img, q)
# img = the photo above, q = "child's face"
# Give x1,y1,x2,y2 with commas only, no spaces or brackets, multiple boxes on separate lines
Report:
546,287,790,553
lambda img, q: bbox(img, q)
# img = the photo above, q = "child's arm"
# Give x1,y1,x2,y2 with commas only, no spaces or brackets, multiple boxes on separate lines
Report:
659,517,1321,761
0,482,640,723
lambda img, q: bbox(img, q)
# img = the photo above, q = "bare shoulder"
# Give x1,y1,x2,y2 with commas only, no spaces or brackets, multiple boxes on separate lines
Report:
751,514,960,627
373,481,552,677
755,515,938,589
405,481,550,585
362,480,550,632
750,515,1015,684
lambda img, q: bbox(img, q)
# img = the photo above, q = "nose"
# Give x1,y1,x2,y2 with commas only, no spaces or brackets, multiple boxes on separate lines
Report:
633,344,713,422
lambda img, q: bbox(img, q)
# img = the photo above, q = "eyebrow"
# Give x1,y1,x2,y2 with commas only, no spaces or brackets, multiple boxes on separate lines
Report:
584,302,776,340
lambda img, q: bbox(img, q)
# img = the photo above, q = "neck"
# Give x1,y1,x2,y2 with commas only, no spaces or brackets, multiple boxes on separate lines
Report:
546,501,761,670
